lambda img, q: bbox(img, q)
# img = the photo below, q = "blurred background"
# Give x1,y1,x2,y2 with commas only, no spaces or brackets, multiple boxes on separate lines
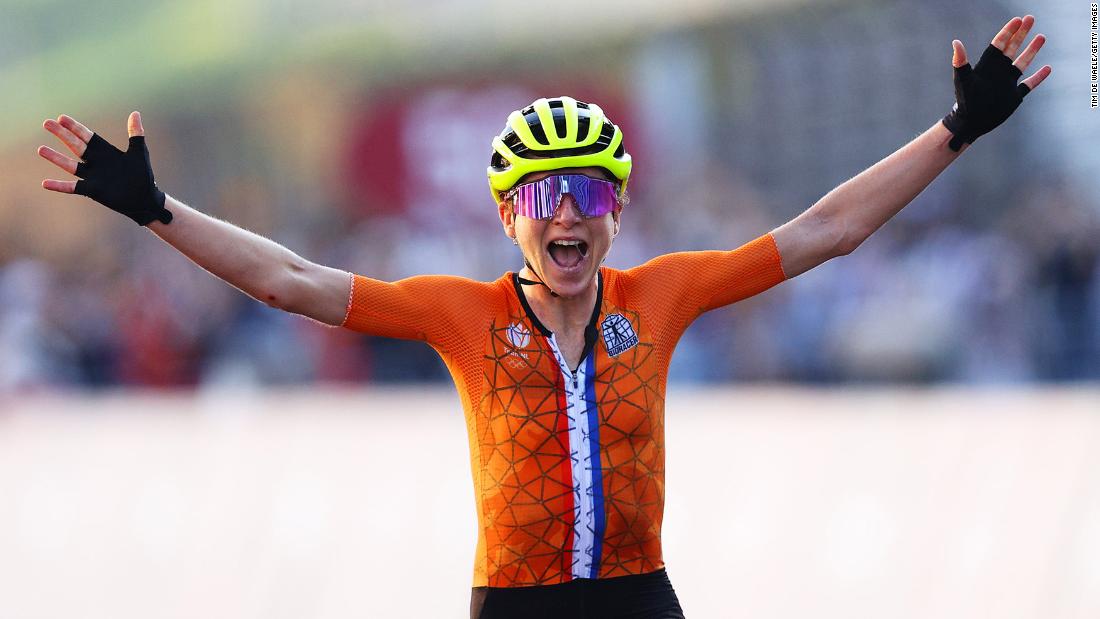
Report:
1,0,1098,616
1,0,1095,389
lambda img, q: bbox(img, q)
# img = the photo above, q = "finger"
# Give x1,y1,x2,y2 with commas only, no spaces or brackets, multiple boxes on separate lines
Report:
992,16,1023,52
952,39,968,68
128,111,144,138
1004,14,1034,57
1021,64,1052,93
1013,33,1046,73
41,179,77,194
37,145,79,175
57,114,94,143
42,118,87,158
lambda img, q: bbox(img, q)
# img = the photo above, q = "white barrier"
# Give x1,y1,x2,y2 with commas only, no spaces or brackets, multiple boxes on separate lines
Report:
1,387,1099,618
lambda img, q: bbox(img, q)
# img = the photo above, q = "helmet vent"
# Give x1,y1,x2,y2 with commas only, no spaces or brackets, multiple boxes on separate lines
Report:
596,124,615,148
576,115,591,141
523,144,604,158
613,141,625,158
521,110,549,145
502,131,530,156
552,109,568,140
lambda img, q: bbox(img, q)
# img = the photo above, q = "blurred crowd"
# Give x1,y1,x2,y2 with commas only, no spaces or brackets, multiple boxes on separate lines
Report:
2,161,1096,392
2,0,1096,392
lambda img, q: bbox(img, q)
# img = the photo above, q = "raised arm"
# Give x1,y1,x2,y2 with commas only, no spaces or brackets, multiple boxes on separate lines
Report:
38,111,351,326
771,14,1052,278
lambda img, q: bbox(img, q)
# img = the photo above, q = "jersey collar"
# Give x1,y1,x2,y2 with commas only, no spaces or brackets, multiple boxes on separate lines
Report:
511,268,604,363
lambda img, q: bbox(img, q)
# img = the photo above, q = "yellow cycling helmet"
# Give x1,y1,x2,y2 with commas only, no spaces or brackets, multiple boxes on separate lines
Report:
487,96,632,204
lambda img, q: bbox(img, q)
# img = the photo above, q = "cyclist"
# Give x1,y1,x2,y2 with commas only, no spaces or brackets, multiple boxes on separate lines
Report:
36,16,1049,618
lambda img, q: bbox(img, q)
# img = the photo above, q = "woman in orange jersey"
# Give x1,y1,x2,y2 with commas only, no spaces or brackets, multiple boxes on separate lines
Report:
37,15,1049,618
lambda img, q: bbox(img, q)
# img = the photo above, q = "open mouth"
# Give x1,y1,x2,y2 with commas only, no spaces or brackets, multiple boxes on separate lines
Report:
547,239,589,269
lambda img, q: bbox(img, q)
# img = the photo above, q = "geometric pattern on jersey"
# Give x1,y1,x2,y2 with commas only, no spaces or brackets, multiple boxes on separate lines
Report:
481,316,576,585
483,271,669,587
341,233,787,588
585,302,664,579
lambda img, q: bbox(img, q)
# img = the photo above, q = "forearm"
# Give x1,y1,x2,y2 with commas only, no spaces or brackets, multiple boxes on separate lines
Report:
821,121,965,251
146,195,312,310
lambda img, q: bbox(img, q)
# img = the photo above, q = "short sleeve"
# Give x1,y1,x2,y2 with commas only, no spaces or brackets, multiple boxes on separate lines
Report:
618,233,787,344
341,273,499,350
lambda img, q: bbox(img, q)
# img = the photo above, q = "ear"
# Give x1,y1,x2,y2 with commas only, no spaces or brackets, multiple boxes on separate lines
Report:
498,200,516,239
611,205,622,237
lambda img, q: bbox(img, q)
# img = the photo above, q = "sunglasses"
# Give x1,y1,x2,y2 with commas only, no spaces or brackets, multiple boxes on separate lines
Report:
505,174,622,220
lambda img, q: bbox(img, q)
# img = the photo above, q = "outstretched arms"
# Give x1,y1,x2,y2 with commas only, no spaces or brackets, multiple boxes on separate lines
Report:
39,112,352,326
770,14,1051,279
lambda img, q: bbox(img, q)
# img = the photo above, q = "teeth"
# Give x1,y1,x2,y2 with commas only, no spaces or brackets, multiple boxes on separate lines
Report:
551,240,582,246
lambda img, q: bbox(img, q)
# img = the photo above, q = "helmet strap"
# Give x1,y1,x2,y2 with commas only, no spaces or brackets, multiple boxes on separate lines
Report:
517,257,559,298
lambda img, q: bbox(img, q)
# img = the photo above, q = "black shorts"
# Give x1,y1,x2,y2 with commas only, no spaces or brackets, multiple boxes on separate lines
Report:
471,568,686,619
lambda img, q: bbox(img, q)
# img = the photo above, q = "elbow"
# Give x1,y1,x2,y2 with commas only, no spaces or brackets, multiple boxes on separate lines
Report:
833,220,871,257
835,235,862,257
257,257,308,313
802,209,865,260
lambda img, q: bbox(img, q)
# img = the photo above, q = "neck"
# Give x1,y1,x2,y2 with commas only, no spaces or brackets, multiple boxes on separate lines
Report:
518,265,599,331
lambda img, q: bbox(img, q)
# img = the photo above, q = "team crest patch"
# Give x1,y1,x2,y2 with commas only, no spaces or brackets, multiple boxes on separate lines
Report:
506,322,530,349
601,313,638,357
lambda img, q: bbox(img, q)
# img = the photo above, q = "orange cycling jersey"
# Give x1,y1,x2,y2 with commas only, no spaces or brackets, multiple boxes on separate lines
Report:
342,233,786,587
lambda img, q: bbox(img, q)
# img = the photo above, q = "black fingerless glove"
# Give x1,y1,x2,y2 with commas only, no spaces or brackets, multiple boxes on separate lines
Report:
941,43,1032,152
75,134,172,225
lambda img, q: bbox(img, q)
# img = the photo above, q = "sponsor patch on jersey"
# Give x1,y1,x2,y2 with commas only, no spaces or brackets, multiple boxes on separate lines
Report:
601,313,638,357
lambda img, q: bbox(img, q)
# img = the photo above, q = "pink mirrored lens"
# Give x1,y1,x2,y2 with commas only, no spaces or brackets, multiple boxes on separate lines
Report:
510,174,619,220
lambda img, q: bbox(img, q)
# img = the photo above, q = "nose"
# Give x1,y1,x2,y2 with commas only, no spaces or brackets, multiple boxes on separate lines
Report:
551,194,584,225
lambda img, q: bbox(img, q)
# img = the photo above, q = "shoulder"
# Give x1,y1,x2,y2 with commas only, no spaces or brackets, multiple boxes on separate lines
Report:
609,252,697,292
352,272,508,294
345,272,513,319
617,235,785,284
342,272,512,339
414,272,514,309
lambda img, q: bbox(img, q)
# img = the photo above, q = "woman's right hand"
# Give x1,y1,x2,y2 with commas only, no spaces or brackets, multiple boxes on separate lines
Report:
39,111,353,326
39,111,173,225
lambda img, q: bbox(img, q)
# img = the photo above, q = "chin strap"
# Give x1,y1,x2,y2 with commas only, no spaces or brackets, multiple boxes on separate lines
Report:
517,257,559,298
